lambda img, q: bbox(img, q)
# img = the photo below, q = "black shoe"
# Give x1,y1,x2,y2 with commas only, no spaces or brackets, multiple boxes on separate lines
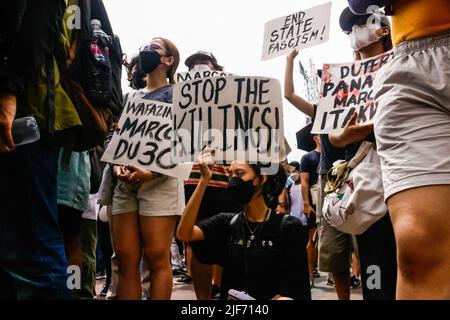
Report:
351,275,361,289
100,283,110,297
313,270,321,278
96,271,106,280
211,284,221,299
326,274,335,287
175,275,192,285
172,269,187,276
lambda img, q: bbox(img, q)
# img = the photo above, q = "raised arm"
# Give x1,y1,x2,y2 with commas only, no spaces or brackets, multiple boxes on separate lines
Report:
176,162,212,242
284,49,315,118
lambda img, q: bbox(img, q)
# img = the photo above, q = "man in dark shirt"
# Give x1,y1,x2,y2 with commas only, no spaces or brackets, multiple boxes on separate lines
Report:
300,134,321,287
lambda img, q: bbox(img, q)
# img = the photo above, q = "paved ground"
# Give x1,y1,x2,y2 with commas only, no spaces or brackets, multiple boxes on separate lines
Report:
95,273,362,300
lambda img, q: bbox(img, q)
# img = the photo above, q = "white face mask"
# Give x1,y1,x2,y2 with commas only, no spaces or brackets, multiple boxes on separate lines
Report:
290,173,299,182
190,64,212,72
348,25,382,51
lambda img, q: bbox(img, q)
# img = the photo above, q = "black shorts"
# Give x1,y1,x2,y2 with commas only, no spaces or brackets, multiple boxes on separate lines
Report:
184,185,242,221
57,205,83,237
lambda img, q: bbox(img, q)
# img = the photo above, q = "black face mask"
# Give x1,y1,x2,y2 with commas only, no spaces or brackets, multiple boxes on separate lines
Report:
228,176,257,205
131,70,146,89
139,51,162,74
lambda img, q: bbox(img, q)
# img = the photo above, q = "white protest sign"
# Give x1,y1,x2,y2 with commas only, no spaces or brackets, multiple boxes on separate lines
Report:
101,97,193,180
261,2,332,61
312,51,395,134
177,70,234,83
172,76,284,165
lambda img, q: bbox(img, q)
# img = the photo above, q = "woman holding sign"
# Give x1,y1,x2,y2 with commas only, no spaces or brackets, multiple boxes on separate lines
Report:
177,155,311,300
110,37,183,300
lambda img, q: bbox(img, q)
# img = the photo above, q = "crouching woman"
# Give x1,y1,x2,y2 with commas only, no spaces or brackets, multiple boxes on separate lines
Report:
177,160,311,300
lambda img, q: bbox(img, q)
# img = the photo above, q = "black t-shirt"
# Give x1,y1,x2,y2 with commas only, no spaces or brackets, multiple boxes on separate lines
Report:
344,132,376,161
193,212,311,300
300,150,320,186
311,105,348,174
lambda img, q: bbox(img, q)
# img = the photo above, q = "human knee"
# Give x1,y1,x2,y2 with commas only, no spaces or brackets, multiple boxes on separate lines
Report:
395,217,442,279
114,245,140,270
144,246,170,272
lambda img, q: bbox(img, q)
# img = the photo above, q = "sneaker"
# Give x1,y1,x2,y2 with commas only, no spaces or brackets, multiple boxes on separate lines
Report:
175,275,192,285
326,274,335,286
100,283,110,297
211,284,221,299
96,271,106,280
351,275,361,289
309,274,315,288
172,269,187,276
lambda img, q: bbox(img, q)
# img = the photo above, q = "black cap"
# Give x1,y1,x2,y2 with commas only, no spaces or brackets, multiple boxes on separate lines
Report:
339,7,390,33
185,51,218,68
296,122,316,152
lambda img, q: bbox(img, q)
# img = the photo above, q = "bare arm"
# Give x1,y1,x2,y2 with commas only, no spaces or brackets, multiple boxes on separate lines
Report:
300,172,315,218
176,163,212,243
284,49,315,118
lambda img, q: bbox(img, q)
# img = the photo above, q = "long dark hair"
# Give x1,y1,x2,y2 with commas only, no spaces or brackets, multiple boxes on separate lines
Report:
249,163,287,209
154,37,180,84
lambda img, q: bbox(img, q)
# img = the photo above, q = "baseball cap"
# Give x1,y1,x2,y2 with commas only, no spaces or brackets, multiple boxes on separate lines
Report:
185,51,218,68
339,6,390,34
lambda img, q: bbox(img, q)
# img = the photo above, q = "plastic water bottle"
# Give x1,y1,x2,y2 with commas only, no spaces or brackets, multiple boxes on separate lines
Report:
90,19,109,63
12,116,41,146
90,19,108,38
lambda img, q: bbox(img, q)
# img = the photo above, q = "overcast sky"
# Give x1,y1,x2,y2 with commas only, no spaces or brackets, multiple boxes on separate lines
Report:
103,0,353,161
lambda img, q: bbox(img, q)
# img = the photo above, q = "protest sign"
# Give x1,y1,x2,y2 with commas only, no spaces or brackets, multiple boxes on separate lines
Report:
312,51,395,134
101,97,192,180
172,76,284,165
261,2,331,61
177,70,234,83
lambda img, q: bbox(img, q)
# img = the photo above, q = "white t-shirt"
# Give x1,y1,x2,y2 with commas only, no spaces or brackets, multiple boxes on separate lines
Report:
289,183,307,226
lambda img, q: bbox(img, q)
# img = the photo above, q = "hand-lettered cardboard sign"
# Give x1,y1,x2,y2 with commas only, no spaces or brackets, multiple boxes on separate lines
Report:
101,97,193,180
172,76,285,164
312,51,395,134
261,2,332,60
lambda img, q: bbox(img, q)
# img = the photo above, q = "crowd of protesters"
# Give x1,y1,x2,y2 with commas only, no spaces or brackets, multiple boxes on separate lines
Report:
0,0,448,301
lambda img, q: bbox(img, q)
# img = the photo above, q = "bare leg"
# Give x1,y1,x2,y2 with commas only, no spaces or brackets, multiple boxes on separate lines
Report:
388,185,450,299
307,228,317,274
111,212,142,300
333,270,351,300
141,215,177,300
212,265,222,287
191,252,213,300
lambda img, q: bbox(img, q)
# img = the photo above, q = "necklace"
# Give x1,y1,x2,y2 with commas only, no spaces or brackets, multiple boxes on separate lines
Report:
244,209,270,241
